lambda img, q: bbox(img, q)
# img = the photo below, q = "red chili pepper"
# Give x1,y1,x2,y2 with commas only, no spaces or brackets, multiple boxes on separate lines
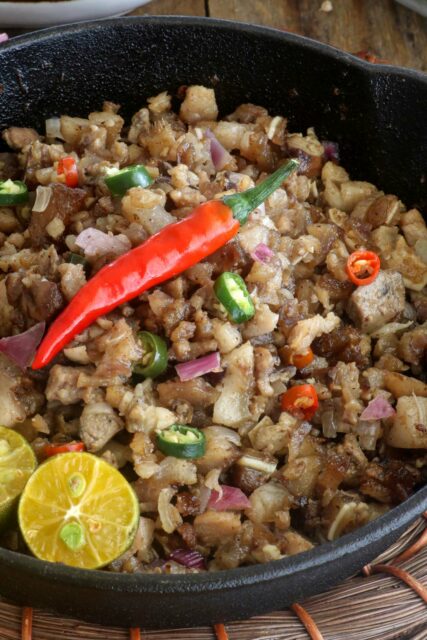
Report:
280,346,314,369
44,441,85,457
346,250,380,286
57,156,79,188
281,384,319,420
32,159,299,369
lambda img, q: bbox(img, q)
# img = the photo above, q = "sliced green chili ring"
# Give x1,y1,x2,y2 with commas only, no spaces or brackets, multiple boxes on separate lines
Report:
133,331,168,378
214,272,255,324
157,424,206,459
0,180,29,206
104,165,153,197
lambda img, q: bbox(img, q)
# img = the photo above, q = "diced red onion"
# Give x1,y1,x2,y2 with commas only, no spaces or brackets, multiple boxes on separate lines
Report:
45,117,64,140
207,485,251,511
205,129,230,170
169,549,206,570
360,395,396,421
32,186,53,213
322,140,340,162
0,33,9,44
175,351,221,382
0,322,45,370
75,227,131,259
250,243,274,264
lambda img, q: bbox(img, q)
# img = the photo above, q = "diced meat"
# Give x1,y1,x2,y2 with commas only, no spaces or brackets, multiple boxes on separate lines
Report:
90,319,143,383
411,292,427,323
58,263,87,301
157,378,219,408
254,347,275,397
213,342,254,428
0,152,20,180
329,361,363,425
28,183,86,248
193,511,241,546
231,452,274,495
360,459,419,504
399,209,427,247
246,482,291,524
385,396,427,448
249,413,297,455
287,312,340,354
45,365,89,405
0,353,44,426
383,371,427,398
180,85,218,124
372,227,427,291
243,304,279,339
195,426,240,475
286,133,324,178
312,324,369,368
6,273,64,331
79,402,124,452
347,271,405,333
278,530,313,555
364,194,401,228
134,457,197,503
397,322,427,366
2,127,40,150
0,279,15,337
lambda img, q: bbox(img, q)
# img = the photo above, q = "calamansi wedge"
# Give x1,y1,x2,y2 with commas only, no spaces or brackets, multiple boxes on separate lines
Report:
18,452,139,569
0,425,36,530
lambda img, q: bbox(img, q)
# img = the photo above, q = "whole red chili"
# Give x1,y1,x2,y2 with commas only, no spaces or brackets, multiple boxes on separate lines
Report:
32,159,299,369
346,250,380,286
281,384,319,420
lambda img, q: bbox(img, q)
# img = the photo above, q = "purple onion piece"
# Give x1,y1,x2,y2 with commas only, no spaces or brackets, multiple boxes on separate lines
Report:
0,322,46,370
207,485,251,511
360,395,396,421
169,548,207,570
322,140,340,162
205,128,230,170
175,351,221,382
250,243,274,264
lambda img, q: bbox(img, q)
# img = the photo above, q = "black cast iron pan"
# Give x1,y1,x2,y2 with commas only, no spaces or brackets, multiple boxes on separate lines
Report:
0,17,426,629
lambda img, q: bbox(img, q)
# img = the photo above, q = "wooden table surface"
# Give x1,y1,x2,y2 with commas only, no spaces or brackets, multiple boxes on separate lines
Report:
133,0,427,71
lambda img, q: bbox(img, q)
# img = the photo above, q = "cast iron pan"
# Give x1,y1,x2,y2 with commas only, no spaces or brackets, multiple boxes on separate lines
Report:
0,17,426,629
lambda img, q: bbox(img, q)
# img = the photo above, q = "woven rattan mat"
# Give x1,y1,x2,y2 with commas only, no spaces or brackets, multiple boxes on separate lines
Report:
1,513,426,640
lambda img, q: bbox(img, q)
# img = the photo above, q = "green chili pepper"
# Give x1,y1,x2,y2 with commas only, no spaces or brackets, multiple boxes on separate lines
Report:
67,253,87,266
0,180,29,206
104,165,153,197
157,424,206,459
133,331,168,378
214,272,255,323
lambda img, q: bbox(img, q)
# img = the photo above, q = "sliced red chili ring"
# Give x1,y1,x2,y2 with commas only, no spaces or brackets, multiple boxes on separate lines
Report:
57,156,79,188
44,441,85,457
280,346,314,369
281,384,319,420
346,250,380,286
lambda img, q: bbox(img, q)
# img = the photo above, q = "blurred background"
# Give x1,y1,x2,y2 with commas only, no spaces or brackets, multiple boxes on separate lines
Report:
0,0,426,71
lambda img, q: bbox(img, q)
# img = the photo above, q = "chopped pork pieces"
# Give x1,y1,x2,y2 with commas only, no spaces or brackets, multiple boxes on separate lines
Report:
0,84,426,573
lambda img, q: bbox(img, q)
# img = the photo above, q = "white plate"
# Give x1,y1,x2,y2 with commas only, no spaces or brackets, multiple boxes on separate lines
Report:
395,0,427,16
0,0,150,28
